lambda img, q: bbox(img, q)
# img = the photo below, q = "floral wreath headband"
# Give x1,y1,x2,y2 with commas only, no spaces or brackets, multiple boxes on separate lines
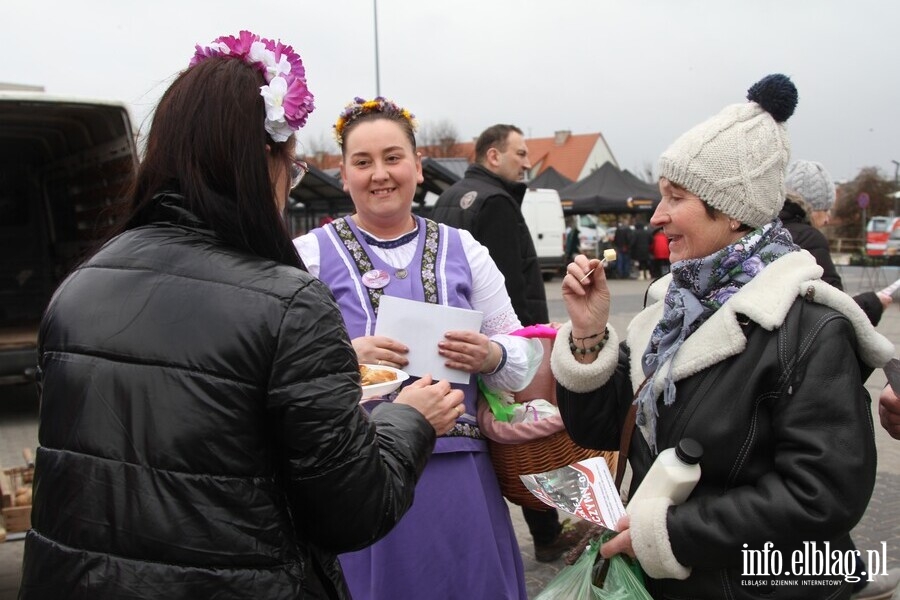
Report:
333,96,417,146
190,30,315,142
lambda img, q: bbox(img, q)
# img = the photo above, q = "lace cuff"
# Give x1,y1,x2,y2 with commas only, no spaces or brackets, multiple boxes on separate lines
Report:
482,306,521,337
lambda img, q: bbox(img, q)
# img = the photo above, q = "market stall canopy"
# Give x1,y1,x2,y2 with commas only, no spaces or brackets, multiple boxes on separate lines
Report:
528,166,573,191
419,157,461,202
290,163,350,214
559,162,661,215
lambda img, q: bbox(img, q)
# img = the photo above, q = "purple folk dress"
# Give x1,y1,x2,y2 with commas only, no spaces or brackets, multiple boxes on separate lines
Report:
310,216,527,600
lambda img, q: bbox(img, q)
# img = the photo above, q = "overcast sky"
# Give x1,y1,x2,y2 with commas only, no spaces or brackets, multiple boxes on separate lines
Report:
6,0,899,182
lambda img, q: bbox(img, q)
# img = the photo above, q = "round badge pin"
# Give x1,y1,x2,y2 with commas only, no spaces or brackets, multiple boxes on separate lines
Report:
395,268,408,280
362,269,390,289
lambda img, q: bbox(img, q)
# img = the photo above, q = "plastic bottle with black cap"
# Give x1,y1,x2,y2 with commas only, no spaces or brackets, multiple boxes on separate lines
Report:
626,438,703,513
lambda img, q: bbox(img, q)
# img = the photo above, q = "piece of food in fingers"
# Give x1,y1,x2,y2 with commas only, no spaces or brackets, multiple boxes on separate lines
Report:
603,248,617,263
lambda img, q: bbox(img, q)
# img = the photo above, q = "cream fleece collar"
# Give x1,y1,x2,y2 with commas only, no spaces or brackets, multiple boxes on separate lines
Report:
628,251,895,397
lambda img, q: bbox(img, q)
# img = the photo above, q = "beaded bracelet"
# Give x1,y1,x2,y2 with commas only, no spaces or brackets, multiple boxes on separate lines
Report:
569,328,610,355
572,331,605,341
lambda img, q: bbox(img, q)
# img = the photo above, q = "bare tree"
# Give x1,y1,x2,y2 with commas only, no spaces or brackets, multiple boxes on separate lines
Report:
832,166,896,240
418,119,463,158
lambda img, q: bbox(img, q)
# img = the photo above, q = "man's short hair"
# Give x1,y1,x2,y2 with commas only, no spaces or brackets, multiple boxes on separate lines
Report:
474,124,523,164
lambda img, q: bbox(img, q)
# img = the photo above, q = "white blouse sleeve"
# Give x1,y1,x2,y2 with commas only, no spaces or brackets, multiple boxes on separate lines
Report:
459,230,542,392
292,233,321,278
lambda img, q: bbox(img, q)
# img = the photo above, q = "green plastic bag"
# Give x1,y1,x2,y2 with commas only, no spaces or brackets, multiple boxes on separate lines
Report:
477,377,515,422
535,534,653,600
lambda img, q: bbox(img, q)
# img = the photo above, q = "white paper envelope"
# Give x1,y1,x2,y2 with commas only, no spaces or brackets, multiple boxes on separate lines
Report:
374,296,483,384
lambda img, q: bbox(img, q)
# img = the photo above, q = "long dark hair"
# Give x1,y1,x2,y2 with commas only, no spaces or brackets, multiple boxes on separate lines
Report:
112,57,303,268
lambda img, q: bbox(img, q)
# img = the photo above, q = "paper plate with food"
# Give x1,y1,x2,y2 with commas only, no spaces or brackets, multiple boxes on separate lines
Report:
359,364,409,401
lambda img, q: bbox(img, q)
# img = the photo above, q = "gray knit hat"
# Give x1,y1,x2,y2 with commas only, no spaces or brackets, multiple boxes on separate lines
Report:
658,74,799,228
784,160,835,212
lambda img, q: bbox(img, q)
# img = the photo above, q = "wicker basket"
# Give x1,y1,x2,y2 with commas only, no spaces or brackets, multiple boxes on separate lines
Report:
478,336,619,510
487,433,617,511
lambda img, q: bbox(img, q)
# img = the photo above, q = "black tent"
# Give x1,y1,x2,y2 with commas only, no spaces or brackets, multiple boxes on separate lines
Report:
559,162,661,215
419,157,461,202
622,169,662,200
287,164,351,234
528,166,573,191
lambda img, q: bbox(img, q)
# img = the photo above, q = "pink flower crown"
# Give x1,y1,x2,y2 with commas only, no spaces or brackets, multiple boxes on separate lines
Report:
333,96,417,146
190,30,315,142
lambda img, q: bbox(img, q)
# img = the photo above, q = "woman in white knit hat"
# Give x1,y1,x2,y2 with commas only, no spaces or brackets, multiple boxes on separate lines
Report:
552,74,894,599
785,159,836,227
781,160,892,326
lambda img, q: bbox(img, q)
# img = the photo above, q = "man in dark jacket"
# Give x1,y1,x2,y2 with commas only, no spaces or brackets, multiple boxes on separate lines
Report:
432,124,547,326
433,124,589,562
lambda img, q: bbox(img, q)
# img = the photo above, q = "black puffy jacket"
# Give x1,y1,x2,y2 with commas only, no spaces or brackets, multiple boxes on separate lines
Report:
20,200,435,599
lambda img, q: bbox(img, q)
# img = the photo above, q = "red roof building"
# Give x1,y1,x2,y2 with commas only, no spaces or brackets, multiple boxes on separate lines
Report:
306,130,618,184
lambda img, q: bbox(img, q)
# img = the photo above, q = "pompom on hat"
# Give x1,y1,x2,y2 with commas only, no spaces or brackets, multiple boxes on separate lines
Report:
784,160,835,212
658,74,799,228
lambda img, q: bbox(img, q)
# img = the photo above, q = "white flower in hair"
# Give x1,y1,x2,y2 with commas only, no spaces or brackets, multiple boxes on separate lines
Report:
190,30,315,141
249,42,290,80
210,41,230,54
260,77,287,122
259,77,296,141
249,42,274,68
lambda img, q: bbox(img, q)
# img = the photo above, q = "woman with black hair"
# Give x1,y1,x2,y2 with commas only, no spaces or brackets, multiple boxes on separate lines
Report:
20,31,462,600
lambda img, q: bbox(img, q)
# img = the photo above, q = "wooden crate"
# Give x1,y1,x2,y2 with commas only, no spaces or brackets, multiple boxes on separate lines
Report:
1,505,30,533
0,455,35,535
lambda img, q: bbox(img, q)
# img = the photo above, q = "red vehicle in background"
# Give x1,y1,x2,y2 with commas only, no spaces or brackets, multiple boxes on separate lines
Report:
866,216,900,257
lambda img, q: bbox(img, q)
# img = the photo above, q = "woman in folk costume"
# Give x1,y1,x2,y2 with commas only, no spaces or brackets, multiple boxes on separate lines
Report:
293,97,539,600
552,74,894,599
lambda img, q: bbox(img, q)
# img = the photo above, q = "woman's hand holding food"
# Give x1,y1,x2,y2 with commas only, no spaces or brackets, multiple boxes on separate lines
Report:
438,330,498,374
562,254,611,340
394,375,465,435
352,335,409,368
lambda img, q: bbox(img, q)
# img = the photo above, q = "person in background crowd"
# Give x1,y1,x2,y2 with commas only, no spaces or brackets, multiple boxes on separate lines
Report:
783,159,899,600
553,74,894,599
19,32,464,600
613,220,635,279
649,225,671,278
631,221,652,280
565,216,581,265
782,160,891,326
431,123,592,563
294,97,542,599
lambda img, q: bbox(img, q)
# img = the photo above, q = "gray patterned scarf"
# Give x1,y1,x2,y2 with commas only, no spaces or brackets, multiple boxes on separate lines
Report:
635,220,798,454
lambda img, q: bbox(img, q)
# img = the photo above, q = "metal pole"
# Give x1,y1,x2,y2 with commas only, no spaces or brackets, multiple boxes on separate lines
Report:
374,0,381,96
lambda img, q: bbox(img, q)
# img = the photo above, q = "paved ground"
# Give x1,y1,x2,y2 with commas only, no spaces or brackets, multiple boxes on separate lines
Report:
0,267,898,599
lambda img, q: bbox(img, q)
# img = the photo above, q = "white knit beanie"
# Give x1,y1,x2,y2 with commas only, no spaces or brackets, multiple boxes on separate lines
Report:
658,74,799,228
784,160,835,212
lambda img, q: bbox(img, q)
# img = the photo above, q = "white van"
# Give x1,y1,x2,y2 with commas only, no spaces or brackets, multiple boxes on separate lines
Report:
522,188,566,279
0,91,138,387
572,213,606,258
